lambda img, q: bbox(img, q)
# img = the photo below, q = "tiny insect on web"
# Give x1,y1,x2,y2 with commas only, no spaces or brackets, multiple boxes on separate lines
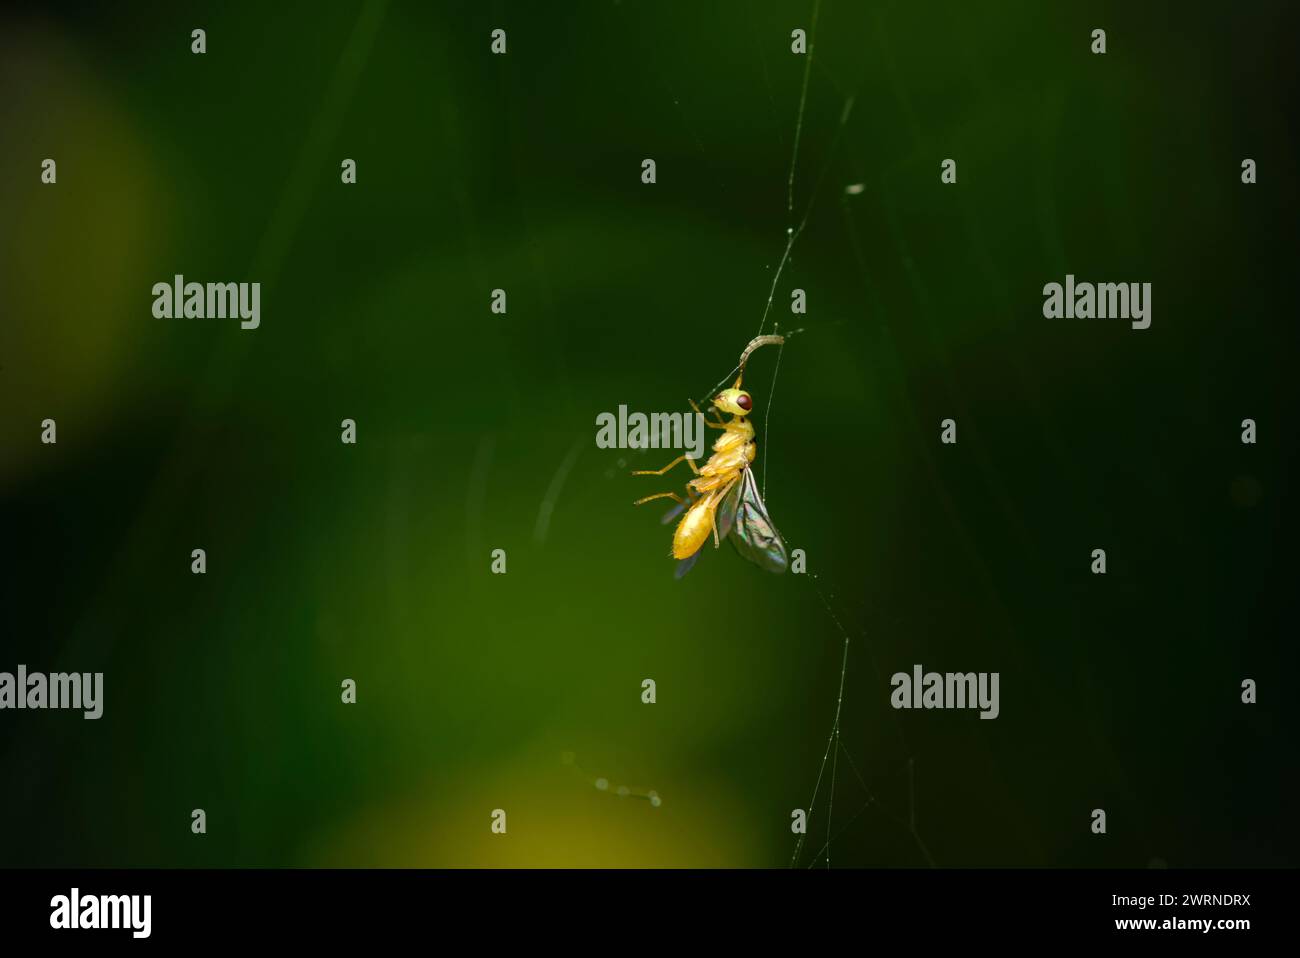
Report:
621,0,931,867
633,334,790,576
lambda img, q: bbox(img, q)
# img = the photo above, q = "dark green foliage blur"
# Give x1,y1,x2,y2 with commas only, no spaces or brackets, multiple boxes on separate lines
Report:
1,1,1295,866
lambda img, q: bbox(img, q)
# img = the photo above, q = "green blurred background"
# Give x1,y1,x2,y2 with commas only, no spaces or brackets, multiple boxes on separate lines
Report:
1,1,1295,867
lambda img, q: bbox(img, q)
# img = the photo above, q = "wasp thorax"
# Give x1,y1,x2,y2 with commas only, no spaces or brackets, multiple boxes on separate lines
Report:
714,389,753,416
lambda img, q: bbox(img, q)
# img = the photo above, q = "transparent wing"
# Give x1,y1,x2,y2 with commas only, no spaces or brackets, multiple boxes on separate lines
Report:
727,468,788,573
716,476,743,542
674,547,702,579
661,499,689,525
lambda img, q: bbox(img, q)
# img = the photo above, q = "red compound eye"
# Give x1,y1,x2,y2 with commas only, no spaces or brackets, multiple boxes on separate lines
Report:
736,394,752,411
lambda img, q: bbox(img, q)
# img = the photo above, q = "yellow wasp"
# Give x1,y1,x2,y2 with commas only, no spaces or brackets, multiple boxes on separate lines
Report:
633,335,788,577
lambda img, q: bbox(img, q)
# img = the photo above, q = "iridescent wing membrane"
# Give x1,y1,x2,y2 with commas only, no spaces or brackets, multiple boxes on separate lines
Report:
670,467,787,578
726,467,788,574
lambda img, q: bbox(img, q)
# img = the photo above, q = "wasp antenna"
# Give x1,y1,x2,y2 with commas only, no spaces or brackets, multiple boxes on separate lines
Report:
736,334,786,387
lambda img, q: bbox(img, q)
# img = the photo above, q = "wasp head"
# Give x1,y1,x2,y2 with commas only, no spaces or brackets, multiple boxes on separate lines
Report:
714,388,753,417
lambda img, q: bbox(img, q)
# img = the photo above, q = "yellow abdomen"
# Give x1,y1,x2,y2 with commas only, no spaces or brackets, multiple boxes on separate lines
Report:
670,419,757,558
672,493,719,559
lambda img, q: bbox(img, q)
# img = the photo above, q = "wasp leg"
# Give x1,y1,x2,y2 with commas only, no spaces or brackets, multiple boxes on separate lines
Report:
690,399,727,429
634,491,685,507
632,455,701,477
